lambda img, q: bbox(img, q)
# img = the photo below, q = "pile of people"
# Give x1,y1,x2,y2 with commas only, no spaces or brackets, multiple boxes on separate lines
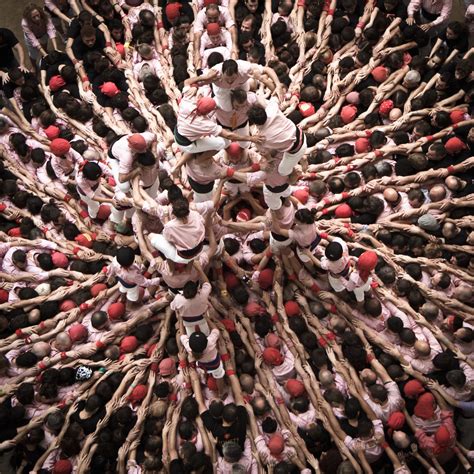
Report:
0,0,473,472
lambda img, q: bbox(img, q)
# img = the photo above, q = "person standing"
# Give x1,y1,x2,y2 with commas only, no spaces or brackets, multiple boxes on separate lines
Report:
0,29,28,79
21,3,58,72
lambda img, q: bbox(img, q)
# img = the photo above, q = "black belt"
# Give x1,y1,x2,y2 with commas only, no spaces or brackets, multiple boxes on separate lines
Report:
289,125,304,153
266,183,289,193
46,160,57,180
217,119,248,131
183,314,205,322
177,240,205,259
228,178,240,184
188,176,214,193
420,8,439,21
271,231,289,242
174,126,193,146
108,134,127,160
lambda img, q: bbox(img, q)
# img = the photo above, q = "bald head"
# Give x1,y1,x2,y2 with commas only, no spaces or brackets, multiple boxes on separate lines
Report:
319,369,335,387
454,284,472,303
55,332,72,351
383,188,400,203
445,176,461,191
28,309,41,324
420,301,439,321
393,431,410,449
442,222,458,239
429,184,446,202
361,369,377,386
239,374,255,394
32,342,51,358
414,340,430,357
104,345,120,360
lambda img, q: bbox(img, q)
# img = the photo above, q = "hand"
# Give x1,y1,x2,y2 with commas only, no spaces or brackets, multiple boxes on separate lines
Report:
251,133,264,145
83,80,91,92
420,23,432,31
19,65,30,73
0,71,9,85
406,17,415,25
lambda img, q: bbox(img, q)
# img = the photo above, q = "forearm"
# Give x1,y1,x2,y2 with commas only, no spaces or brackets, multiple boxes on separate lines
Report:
13,45,26,68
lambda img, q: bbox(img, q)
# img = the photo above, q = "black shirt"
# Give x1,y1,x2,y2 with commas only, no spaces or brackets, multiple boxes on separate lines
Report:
72,30,106,60
67,17,102,39
0,28,19,70
201,405,248,455
71,401,106,434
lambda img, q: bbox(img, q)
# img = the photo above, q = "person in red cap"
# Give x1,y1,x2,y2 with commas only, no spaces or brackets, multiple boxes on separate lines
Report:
170,261,211,335
49,75,66,92
346,250,378,303
262,344,296,383
52,459,73,474
255,429,297,464
371,66,389,83
173,75,260,158
49,138,81,185
198,22,233,69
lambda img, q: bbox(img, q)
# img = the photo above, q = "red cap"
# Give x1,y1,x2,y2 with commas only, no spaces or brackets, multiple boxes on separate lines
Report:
128,133,147,152
115,42,125,58
285,378,305,397
258,268,274,290
159,357,176,376
371,66,389,82
53,459,73,474
94,204,111,221
0,289,8,303
236,208,251,222
121,335,138,353
355,137,370,153
206,22,221,35
265,333,280,348
403,379,425,398
146,343,157,358
379,99,394,115
434,425,452,447
68,323,88,342
165,2,182,21
75,233,93,248
44,125,61,140
298,101,315,118
221,318,236,332
262,347,283,365
268,433,285,455
8,227,21,237
50,138,70,156
100,81,120,97
357,250,378,272
49,75,66,92
60,299,77,312
207,375,218,391
52,251,69,268
334,203,352,218
244,302,265,318
108,302,126,320
450,109,465,124
197,96,216,115
414,392,435,419
224,272,240,290
129,384,147,403
284,300,300,317
340,105,357,124
387,411,406,430
292,188,309,204
203,0,216,5
227,142,242,158
445,136,467,154
91,283,107,297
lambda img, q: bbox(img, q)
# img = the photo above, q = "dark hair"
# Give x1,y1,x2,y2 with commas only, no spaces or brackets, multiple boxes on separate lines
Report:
116,246,135,267
222,403,238,423
248,105,267,125
222,59,238,76
172,199,190,218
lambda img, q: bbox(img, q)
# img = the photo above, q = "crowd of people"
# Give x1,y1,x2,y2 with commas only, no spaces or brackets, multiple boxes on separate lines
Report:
0,0,473,472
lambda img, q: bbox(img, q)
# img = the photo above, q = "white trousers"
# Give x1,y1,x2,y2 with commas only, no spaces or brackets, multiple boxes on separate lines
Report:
179,136,230,154
148,233,193,264
263,184,292,211
118,282,140,302
183,318,211,336
78,191,100,219
278,135,307,176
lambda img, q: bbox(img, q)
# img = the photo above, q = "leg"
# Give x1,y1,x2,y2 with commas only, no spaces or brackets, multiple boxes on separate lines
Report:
148,233,191,264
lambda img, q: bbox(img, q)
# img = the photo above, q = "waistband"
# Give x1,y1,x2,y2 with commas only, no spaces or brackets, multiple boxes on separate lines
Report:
117,276,137,288
174,126,194,146
108,134,127,160
177,240,205,259
198,353,221,370
188,176,214,193
329,262,351,279
265,182,289,193
183,314,205,323
288,125,304,153
271,231,289,242
217,119,249,131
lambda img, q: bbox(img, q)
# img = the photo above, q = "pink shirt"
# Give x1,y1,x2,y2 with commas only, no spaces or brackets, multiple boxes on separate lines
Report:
415,411,455,460
256,98,297,153
170,282,212,317
194,6,235,33
50,149,81,184
21,16,56,48
159,253,209,289
255,430,296,464
289,406,316,429
320,238,350,274
344,420,384,463
109,132,156,175
288,223,317,247
200,30,233,55
106,257,161,288
272,344,296,383
362,381,403,422
163,210,205,251
181,328,220,363
212,60,262,90
407,0,452,25
177,87,222,141
216,92,257,129
185,156,224,183
271,202,295,231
